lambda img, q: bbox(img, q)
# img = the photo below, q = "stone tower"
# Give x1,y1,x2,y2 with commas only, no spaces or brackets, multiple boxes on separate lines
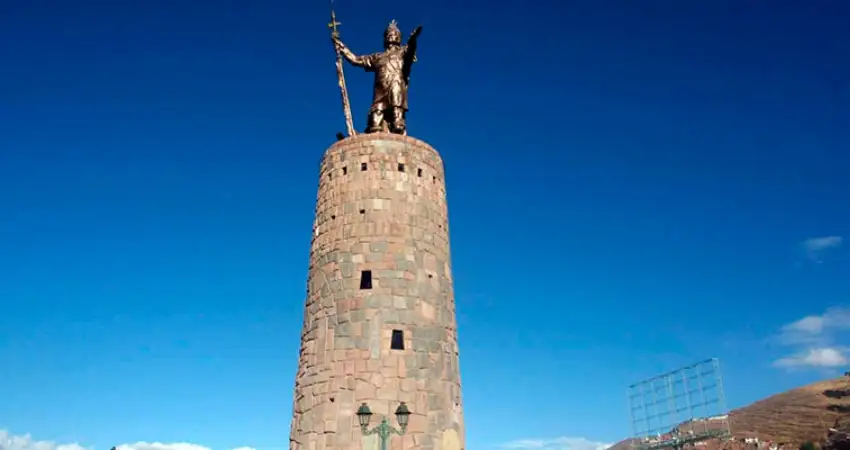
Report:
289,133,465,450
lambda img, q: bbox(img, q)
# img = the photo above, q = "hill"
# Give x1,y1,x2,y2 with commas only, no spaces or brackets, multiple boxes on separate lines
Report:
608,375,850,450
729,376,850,444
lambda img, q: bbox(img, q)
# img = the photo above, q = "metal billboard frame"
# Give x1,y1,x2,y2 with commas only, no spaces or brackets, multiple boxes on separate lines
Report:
627,358,731,450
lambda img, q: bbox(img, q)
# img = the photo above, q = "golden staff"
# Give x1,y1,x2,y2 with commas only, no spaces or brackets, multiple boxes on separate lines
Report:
328,4,356,137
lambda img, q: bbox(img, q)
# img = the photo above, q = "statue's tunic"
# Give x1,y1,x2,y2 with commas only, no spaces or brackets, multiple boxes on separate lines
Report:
359,45,413,112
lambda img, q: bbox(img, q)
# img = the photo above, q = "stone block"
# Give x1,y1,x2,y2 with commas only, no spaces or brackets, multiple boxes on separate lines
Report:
355,379,377,399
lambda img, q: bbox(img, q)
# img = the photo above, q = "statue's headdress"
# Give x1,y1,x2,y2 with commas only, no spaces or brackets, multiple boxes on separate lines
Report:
384,19,402,44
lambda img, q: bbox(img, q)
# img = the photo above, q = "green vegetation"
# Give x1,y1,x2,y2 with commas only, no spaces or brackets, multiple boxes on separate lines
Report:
800,441,817,450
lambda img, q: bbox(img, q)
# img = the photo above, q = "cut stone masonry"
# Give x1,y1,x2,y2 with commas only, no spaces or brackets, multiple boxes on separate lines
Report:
290,133,465,450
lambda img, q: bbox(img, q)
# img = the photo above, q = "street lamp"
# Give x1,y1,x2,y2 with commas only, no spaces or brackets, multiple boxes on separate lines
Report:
356,402,411,450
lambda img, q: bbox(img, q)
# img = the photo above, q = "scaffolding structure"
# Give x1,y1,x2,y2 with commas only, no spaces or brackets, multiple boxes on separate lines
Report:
628,358,731,450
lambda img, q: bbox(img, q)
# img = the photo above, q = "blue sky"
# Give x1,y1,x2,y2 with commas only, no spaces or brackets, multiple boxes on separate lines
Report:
1,1,848,450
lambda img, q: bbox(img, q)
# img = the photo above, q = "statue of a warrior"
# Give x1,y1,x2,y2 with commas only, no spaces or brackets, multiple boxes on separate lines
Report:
332,20,422,135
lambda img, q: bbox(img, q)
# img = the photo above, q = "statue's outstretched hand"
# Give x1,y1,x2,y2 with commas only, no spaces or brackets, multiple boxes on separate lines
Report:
331,35,344,51
410,25,423,39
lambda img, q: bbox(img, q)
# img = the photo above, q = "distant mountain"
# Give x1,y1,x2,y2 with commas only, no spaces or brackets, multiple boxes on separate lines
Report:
608,376,850,450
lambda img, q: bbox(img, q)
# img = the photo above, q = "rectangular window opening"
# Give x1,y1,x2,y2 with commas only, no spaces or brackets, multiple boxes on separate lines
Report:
390,329,405,350
417,168,423,177
361,162,368,171
359,270,373,290
342,167,348,175
398,163,405,172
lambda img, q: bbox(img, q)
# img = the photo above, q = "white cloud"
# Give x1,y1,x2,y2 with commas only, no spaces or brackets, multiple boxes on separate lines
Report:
774,307,850,369
801,236,843,262
779,307,850,345
0,430,88,450
783,315,826,334
502,437,613,450
774,347,849,368
0,431,254,450
116,444,211,450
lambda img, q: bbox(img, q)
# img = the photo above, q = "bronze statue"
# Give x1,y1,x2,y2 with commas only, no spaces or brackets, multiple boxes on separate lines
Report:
332,20,422,135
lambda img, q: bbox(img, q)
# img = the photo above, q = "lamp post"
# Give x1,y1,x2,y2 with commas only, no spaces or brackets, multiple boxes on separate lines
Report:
356,402,411,450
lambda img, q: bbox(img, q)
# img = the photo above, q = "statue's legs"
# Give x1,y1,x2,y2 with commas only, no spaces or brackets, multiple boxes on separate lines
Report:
366,109,384,133
386,84,406,135
366,106,406,135
388,107,406,135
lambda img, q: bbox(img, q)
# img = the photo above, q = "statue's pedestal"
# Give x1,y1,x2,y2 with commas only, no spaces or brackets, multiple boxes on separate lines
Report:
289,133,465,450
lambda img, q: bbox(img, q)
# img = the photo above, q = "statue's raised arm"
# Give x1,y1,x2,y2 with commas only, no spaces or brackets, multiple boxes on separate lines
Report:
407,25,422,54
402,25,422,84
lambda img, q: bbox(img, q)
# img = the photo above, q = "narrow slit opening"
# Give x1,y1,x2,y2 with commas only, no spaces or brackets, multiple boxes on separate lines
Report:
360,270,373,290
390,329,405,350
361,162,368,171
